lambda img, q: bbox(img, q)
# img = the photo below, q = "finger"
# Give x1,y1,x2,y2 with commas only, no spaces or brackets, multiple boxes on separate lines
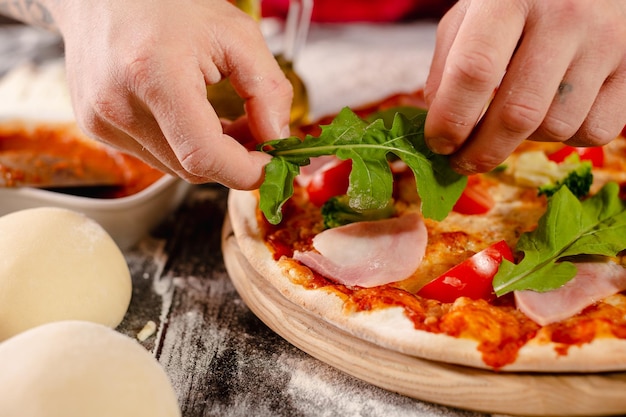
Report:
424,0,526,155
222,115,257,151
449,17,579,174
219,28,293,142
80,89,210,183
140,65,272,190
568,62,626,147
424,0,467,107
83,115,177,177
529,10,625,146
81,108,217,183
528,70,605,145
201,11,293,141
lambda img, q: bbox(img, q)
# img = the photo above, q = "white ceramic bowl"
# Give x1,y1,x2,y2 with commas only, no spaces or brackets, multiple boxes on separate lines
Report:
0,61,192,251
0,176,190,251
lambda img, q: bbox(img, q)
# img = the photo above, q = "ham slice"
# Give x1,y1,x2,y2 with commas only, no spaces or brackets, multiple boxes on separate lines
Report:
514,260,626,326
293,212,427,287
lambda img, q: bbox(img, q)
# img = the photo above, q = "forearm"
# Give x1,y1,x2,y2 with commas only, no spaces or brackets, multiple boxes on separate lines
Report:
0,0,57,31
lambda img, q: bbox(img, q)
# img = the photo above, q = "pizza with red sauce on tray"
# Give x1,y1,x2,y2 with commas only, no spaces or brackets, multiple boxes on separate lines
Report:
227,91,626,372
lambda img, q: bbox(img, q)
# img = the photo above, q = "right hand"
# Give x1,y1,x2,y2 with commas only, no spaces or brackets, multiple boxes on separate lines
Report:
424,0,626,176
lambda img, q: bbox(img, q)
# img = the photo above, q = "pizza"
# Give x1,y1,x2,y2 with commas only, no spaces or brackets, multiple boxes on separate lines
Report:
227,91,626,373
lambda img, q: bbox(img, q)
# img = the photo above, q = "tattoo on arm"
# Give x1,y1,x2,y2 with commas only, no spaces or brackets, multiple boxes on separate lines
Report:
0,0,56,30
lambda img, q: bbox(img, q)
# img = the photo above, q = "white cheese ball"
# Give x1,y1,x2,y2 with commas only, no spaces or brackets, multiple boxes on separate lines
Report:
0,207,132,341
0,320,181,417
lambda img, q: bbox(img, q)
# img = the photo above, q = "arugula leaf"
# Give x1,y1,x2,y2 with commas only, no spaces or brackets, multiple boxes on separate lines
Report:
493,182,626,296
365,106,430,127
258,107,467,224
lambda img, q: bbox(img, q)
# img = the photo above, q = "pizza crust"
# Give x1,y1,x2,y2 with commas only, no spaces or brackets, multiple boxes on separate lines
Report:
227,189,626,373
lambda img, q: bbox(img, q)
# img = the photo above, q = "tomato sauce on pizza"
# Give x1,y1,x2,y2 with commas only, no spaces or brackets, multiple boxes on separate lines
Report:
259,176,626,368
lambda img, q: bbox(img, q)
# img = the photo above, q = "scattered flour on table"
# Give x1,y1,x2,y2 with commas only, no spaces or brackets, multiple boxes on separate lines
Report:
278,354,485,417
125,236,173,355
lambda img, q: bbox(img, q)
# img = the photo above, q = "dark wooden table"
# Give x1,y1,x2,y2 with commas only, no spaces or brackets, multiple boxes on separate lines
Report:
121,184,488,417
1,22,497,417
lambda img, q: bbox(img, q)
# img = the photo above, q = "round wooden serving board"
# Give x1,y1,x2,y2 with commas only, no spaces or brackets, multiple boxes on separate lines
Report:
222,216,626,416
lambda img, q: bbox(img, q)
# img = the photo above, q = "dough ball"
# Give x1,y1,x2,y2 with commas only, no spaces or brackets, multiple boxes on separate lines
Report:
0,207,132,341
0,320,181,417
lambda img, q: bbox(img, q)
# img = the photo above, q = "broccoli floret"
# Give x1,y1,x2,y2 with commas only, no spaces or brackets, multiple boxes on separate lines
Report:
321,195,395,229
513,151,593,199
538,161,593,199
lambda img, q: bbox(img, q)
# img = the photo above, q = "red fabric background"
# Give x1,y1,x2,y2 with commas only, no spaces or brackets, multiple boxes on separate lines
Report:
261,0,456,23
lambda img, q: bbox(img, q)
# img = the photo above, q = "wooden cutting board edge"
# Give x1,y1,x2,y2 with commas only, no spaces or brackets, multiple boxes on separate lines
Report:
221,215,626,417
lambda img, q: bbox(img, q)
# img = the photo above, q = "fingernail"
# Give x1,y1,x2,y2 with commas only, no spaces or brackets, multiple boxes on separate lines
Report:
426,137,456,155
452,158,478,175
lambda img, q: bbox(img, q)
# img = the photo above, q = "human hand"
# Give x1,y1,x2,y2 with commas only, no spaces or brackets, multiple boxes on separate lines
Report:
424,0,626,175
53,0,293,189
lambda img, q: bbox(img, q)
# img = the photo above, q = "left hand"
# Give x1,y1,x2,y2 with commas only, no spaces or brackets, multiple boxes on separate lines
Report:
424,0,626,174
